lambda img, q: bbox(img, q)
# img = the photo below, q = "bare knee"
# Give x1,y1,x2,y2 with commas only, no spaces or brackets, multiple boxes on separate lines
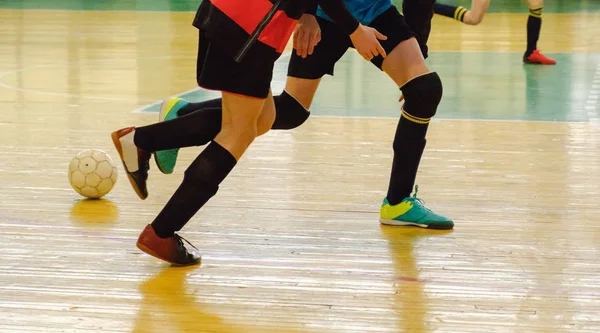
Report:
284,77,320,109
216,93,265,159
221,117,259,146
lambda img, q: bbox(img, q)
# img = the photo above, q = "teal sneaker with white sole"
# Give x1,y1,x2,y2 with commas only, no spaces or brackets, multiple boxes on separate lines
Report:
154,97,190,174
380,186,454,230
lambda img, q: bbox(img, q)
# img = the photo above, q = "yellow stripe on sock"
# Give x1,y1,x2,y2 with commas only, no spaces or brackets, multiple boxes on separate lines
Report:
529,7,543,18
454,6,467,21
458,8,467,22
530,8,543,14
402,110,430,125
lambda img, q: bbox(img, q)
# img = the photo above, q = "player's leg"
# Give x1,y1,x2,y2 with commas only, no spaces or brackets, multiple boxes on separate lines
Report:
136,90,273,153
152,85,316,175
256,90,276,136
169,90,307,131
523,0,556,64
368,7,453,229
153,98,219,174
153,13,350,174
433,0,489,25
279,14,352,117
135,92,268,266
153,91,301,174
152,87,315,175
112,29,276,266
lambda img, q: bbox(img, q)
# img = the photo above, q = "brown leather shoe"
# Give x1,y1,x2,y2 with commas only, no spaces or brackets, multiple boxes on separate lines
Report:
136,225,201,266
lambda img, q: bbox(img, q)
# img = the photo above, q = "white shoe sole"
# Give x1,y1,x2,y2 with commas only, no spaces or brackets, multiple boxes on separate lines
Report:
379,218,428,228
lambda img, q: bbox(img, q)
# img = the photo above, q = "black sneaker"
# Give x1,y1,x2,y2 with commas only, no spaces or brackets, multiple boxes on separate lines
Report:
111,127,150,199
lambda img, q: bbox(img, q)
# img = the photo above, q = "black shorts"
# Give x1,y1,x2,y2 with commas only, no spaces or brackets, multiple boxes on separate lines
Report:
288,6,415,79
196,30,276,99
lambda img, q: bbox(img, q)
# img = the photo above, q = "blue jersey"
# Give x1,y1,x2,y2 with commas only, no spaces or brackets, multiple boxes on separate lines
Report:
316,0,393,26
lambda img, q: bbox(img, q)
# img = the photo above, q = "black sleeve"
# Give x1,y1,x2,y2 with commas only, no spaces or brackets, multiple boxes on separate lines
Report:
305,0,318,15
315,0,360,35
402,0,435,59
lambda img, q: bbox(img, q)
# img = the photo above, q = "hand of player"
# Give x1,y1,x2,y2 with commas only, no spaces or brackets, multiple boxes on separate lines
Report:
349,24,387,61
293,14,322,59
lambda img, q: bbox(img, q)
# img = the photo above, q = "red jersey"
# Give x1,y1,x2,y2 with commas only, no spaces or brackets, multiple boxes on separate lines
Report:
194,0,306,63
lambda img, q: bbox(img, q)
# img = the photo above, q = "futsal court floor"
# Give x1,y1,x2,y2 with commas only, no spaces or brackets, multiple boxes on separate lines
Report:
1,1,600,332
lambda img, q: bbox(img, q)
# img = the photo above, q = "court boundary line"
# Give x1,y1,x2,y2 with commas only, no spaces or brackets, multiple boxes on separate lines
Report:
586,62,600,127
130,86,202,113
0,56,196,103
131,52,293,113
310,115,588,124
130,50,600,123
0,50,594,125
134,103,589,124
131,95,593,125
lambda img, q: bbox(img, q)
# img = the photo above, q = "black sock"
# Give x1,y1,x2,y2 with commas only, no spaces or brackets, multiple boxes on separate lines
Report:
386,127,428,205
151,142,237,238
177,98,222,117
433,3,467,22
386,73,442,205
526,8,543,56
133,107,222,152
134,91,309,154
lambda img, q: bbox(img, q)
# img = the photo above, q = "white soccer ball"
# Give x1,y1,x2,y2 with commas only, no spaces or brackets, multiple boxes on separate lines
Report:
68,149,118,199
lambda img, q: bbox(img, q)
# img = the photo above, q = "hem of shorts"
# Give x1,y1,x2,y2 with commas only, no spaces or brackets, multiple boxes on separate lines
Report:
287,72,329,80
197,84,268,99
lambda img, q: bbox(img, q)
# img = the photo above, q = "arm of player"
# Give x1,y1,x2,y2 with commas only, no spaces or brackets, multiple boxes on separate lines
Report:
293,0,321,59
293,14,321,59
315,0,388,60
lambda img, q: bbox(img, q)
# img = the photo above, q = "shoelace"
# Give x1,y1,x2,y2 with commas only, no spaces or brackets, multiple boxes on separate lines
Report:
407,185,432,213
175,234,199,251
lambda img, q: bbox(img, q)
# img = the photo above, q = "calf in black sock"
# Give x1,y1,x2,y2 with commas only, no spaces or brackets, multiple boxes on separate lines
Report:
386,72,443,205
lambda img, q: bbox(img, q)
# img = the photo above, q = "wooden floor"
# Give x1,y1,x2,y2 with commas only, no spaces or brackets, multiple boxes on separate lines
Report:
1,4,600,333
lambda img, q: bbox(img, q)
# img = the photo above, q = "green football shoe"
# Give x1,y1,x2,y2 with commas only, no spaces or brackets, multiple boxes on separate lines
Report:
154,97,190,174
380,186,454,230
